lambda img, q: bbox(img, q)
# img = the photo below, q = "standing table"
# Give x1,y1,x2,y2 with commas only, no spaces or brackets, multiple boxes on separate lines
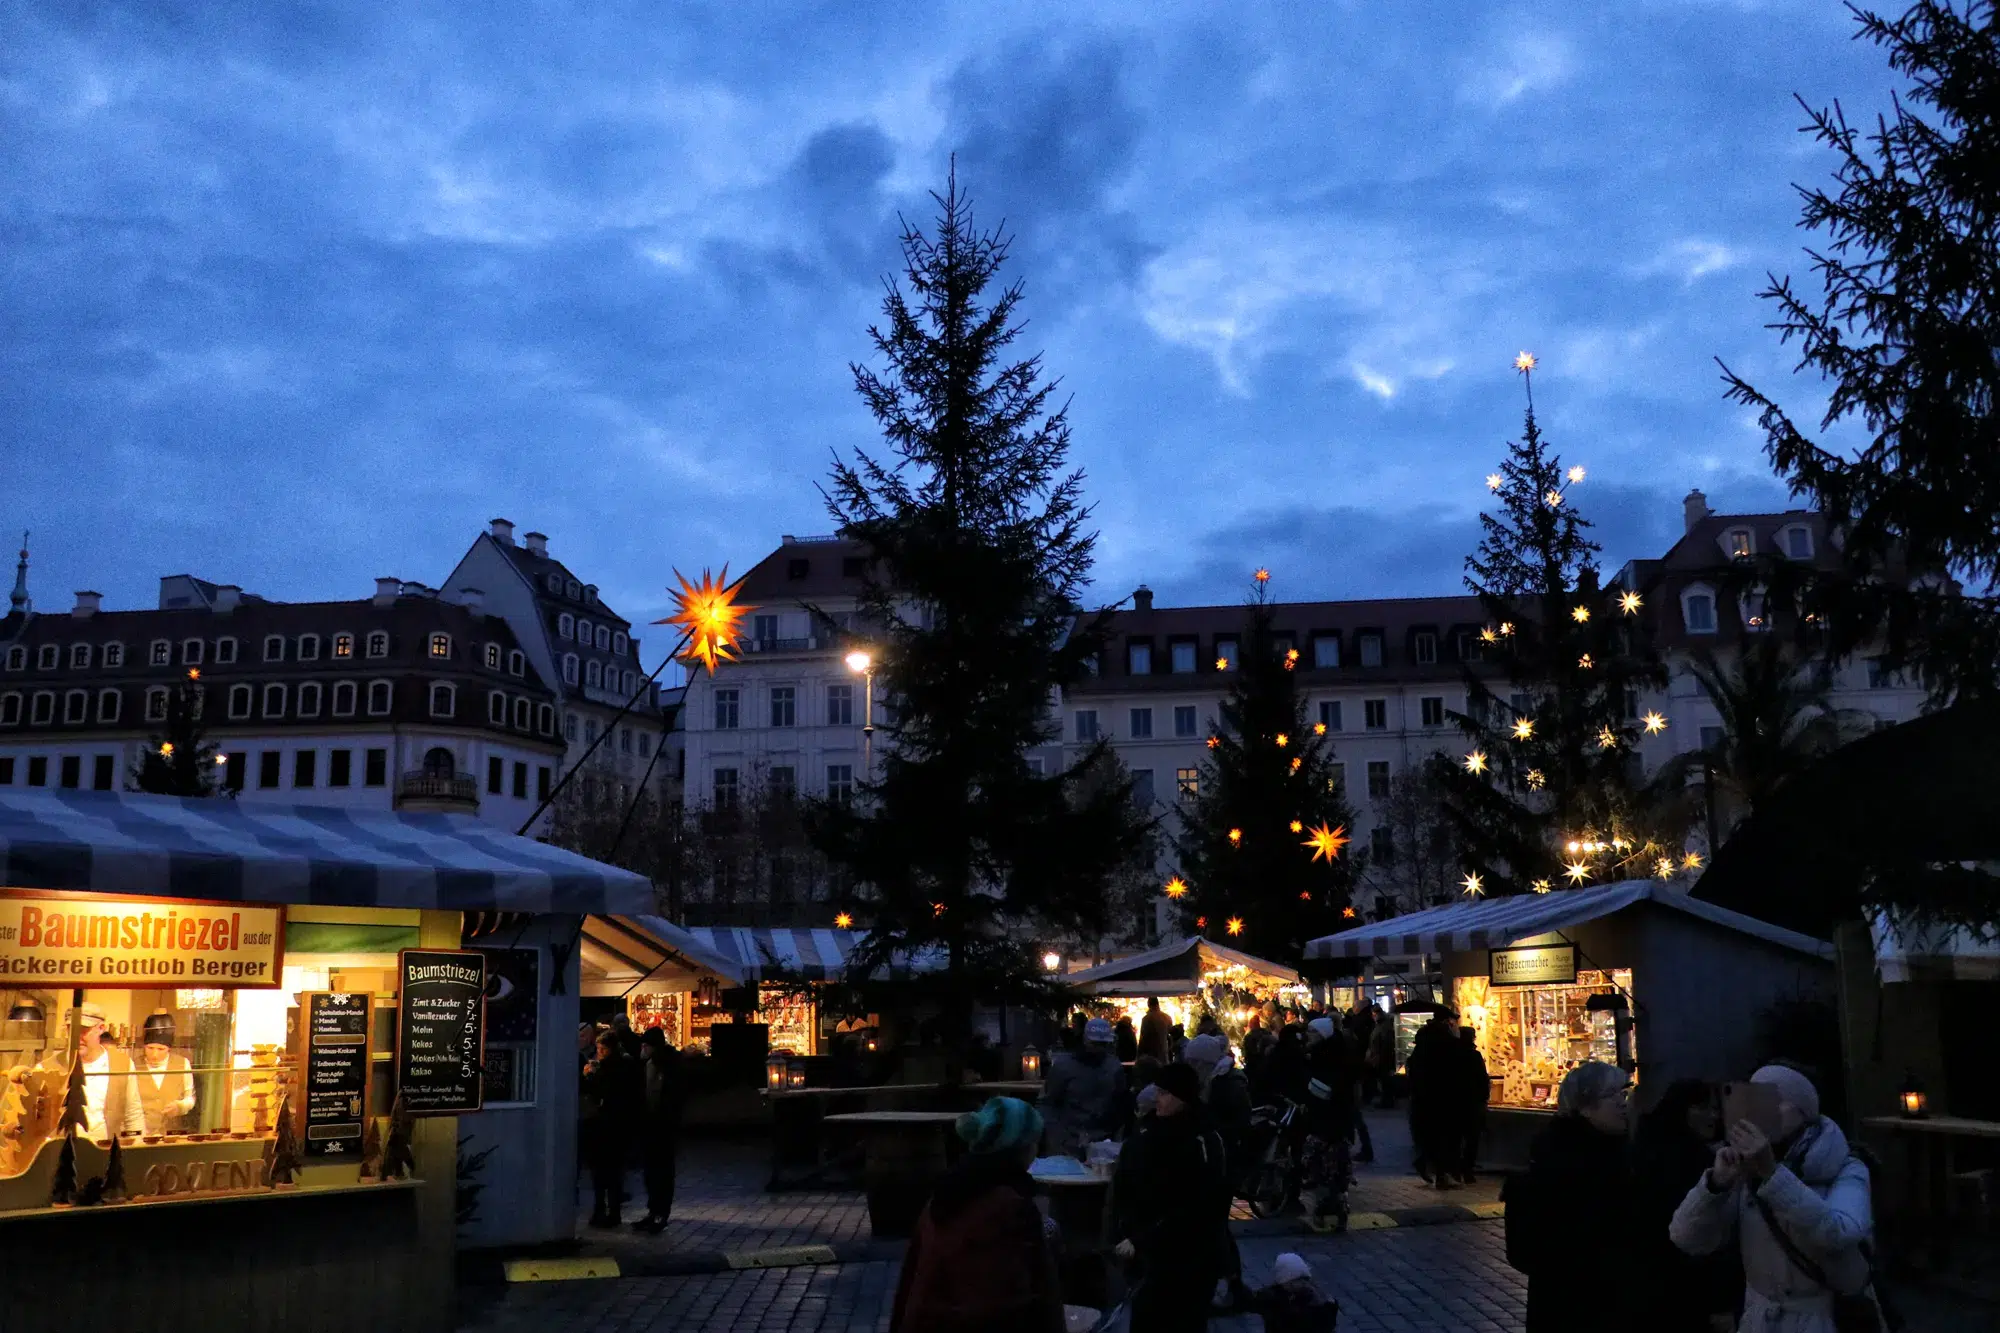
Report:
1860,1115,2000,1263
823,1111,966,1238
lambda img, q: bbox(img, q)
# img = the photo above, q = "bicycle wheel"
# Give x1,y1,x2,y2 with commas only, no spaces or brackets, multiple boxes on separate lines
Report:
1246,1160,1291,1218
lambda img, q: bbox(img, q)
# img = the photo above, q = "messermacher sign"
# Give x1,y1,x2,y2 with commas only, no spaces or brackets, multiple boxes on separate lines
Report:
0,890,284,987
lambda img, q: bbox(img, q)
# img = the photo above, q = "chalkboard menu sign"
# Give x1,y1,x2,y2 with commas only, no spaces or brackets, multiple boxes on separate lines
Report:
299,991,372,1158
396,949,487,1115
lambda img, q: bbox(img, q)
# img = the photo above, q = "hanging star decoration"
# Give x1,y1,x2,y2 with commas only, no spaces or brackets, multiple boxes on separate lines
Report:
1207,736,1221,750
1313,722,1327,736
1290,757,1302,773
159,742,174,758
1342,906,1357,919
1228,828,1243,846
1683,852,1704,870
1462,873,1486,898
1303,823,1350,863
1500,622,1515,637
1578,653,1594,669
660,567,754,674
1284,648,1299,670
834,913,854,929
1254,568,1271,583
1480,627,1498,644
1546,490,1565,508
1620,591,1643,615
1655,858,1676,880
1642,711,1667,735
1275,733,1289,747
1515,351,1537,373
1226,917,1244,937
1597,726,1619,750
1215,656,1229,671
1571,605,1591,623
1289,820,1304,833
1464,750,1488,775
187,668,200,681
931,902,947,917
1298,891,1312,901
1486,473,1504,491
1525,768,1546,789
1530,879,1553,894
1513,717,1535,740
1568,465,1586,484
1195,916,1207,929
1164,877,1189,900
1564,861,1592,885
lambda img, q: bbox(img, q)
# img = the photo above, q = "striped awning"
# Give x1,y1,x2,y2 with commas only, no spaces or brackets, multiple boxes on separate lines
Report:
677,925,949,982
1065,937,1300,993
0,790,654,914
582,914,746,994
1305,880,1831,961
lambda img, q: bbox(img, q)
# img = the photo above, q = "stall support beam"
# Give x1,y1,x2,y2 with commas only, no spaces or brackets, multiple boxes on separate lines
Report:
407,909,464,1330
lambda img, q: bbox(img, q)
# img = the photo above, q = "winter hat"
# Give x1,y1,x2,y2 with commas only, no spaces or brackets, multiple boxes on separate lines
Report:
956,1096,1044,1156
1153,1061,1202,1105
1751,1065,1821,1121
1306,1017,1336,1043
1134,1084,1159,1117
1271,1253,1313,1287
141,1011,176,1047
1182,1033,1227,1072
1084,1017,1115,1046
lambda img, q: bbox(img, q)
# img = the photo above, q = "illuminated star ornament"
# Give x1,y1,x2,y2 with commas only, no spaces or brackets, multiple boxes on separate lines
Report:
1215,657,1229,671
1275,733,1289,747
833,913,854,929
1480,627,1498,644
1289,820,1304,834
159,742,174,759
1303,823,1350,863
1228,828,1243,847
1342,906,1357,919
1598,726,1619,750
1290,757,1302,773
1525,768,1546,789
1571,605,1591,623
1642,711,1668,735
1546,490,1565,508
1567,465,1587,484
1254,568,1271,584
1578,653,1594,669
931,902,947,917
1207,736,1221,750
1486,473,1503,491
1500,622,1515,637
1164,877,1189,900
1195,916,1207,929
1313,722,1327,736
1226,917,1245,937
1464,750,1488,775
1620,591,1643,615
660,567,754,675
1564,861,1592,886
1655,858,1677,880
1461,873,1485,898
1530,879,1553,894
1284,648,1300,671
1514,351,1537,373
1683,852,1704,871
1513,718,1535,741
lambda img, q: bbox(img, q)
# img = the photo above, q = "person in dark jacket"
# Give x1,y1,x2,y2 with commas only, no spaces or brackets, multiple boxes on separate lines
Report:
1631,1079,1738,1333
1043,1018,1127,1155
1242,1252,1340,1333
1455,1026,1491,1182
1520,1061,1636,1333
891,1097,1064,1333
1138,997,1172,1063
1113,1061,1233,1333
1403,1013,1460,1186
580,1031,643,1227
1114,1015,1141,1064
1368,1009,1397,1107
633,1027,683,1233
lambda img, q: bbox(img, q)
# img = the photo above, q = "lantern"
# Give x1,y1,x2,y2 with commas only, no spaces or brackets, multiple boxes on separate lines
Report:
1898,1071,1930,1119
786,1061,806,1090
864,1034,879,1054
1020,1045,1042,1081
765,1052,788,1090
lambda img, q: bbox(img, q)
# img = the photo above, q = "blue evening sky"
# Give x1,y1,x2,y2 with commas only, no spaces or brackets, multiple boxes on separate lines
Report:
1,2,1899,660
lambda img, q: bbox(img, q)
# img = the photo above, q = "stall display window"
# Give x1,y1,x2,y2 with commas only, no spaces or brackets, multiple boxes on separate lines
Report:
629,987,816,1056
1453,969,1634,1110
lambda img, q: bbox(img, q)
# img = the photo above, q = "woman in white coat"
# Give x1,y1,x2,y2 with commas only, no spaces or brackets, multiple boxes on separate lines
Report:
1669,1066,1876,1333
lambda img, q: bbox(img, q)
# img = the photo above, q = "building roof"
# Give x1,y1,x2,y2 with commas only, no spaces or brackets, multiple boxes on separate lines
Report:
1065,935,1301,992
735,536,871,605
1305,879,1832,961
488,535,633,631
0,789,652,912
582,913,747,989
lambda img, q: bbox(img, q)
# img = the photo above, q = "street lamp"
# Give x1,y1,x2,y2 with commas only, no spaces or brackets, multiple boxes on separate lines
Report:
845,650,874,784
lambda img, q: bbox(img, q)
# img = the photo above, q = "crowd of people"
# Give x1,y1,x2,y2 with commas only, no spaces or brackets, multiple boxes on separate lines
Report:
577,1012,686,1231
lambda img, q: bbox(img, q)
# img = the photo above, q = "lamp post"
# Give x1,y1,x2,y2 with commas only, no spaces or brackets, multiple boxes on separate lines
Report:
844,649,874,786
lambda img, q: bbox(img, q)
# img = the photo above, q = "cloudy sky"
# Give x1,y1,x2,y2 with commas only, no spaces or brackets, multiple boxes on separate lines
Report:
1,2,1900,665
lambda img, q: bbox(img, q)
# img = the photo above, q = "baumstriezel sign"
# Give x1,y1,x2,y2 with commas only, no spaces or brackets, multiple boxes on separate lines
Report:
0,890,284,987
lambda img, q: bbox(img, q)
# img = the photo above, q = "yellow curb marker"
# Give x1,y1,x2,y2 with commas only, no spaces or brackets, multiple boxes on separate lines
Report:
1344,1211,1398,1231
1466,1201,1506,1219
725,1245,838,1270
504,1257,621,1283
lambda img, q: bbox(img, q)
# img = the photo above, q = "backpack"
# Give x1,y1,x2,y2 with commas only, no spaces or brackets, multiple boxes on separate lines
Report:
1500,1169,1540,1273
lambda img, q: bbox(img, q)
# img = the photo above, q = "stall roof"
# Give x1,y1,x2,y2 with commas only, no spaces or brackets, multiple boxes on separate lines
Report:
1305,880,1832,961
1065,936,1301,993
0,790,654,914
583,914,747,993
678,925,949,982
1872,914,2000,983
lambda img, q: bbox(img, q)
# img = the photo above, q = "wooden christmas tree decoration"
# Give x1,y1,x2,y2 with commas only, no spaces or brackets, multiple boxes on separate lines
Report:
103,1134,128,1202
57,1054,89,1138
382,1095,416,1181
358,1115,384,1181
264,1092,301,1188
49,1127,78,1207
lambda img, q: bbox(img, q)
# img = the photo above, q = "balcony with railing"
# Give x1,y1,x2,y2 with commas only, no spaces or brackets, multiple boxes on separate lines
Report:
395,769,480,813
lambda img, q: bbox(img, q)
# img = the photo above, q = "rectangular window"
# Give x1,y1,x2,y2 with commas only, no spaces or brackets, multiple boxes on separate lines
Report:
1786,527,1814,559
1170,641,1197,674
1175,767,1199,798
96,689,120,723
487,756,504,794
1312,634,1340,669
224,752,246,792
753,613,778,645
827,764,854,804
293,750,317,789
31,693,53,725
714,767,739,809
1075,709,1099,742
1127,642,1152,675
332,681,357,717
297,682,322,718
0,757,14,784
150,640,171,666
36,645,57,671
537,767,552,801
1173,705,1197,738
70,644,91,670
1370,826,1395,864
1129,707,1153,739
714,688,739,730
262,683,286,718
429,633,451,659
1319,700,1342,732
769,766,796,800
1421,696,1445,727
1364,699,1388,730
770,686,796,728
0,693,16,726
59,756,81,789
512,762,528,799
1413,632,1438,665
182,639,204,665
298,635,320,661
364,749,387,787
366,681,391,715
227,685,252,720
103,643,124,668
1366,760,1391,799
1865,658,1899,690
63,691,87,724
826,683,854,726
27,756,47,787
1130,769,1155,808
263,636,285,662
90,753,113,789
1214,638,1238,671
1684,594,1716,634
1358,633,1384,668
329,749,352,788
333,633,354,659
258,751,281,790
1328,762,1346,796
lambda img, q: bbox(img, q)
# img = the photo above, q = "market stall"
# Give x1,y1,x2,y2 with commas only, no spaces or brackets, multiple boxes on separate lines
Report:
1307,880,1834,1166
0,789,651,1332
1063,937,1308,1050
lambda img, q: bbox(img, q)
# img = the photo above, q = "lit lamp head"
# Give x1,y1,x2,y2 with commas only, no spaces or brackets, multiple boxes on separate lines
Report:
785,1061,806,1089
1020,1044,1041,1080
765,1051,788,1090
843,649,872,675
1898,1071,1930,1119
1041,951,1063,974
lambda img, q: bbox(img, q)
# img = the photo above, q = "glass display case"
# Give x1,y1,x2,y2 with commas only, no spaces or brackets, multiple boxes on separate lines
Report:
1454,969,1634,1109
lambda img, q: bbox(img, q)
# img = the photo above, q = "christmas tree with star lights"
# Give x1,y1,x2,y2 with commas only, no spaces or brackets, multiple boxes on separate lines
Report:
1425,355,1678,896
1174,575,1359,955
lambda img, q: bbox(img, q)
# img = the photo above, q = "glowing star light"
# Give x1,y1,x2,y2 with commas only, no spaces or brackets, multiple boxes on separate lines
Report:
1564,861,1592,886
1500,622,1515,637
1303,822,1350,863
660,566,754,675
158,743,174,759
1485,473,1503,491
1578,653,1594,669
1571,605,1591,623
1254,568,1271,583
1525,768,1546,789
1464,750,1488,775
1567,465,1586,484
1598,726,1619,750
1642,711,1667,735
1546,490,1565,508
1462,873,1486,898
1620,591,1643,615
1290,757,1302,773
1480,627,1498,644
1275,733,1289,748
1313,722,1327,736
1228,828,1243,847
1164,877,1189,900
1226,917,1244,937
1195,916,1207,929
1683,852,1704,870
1289,820,1304,834
1299,891,1312,901
1513,718,1535,741
1655,858,1676,880
1342,906,1357,919
1530,879,1553,894
1514,351,1537,373
1215,657,1229,671
833,913,854,929
1207,736,1221,750
1284,648,1299,671
931,902,947,917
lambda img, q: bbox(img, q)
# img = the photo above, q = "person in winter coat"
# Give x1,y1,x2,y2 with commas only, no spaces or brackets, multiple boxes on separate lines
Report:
1368,1009,1397,1107
1519,1061,1637,1333
1139,997,1173,1063
1112,1062,1234,1333
580,1031,643,1227
633,1027,684,1233
891,1097,1065,1333
1259,1025,1310,1108
1455,1027,1491,1182
1632,1079,1738,1333
1241,1252,1340,1333
1115,1015,1141,1064
1185,1034,1257,1307
1043,1018,1128,1156
1403,1013,1461,1186
1670,1066,1875,1333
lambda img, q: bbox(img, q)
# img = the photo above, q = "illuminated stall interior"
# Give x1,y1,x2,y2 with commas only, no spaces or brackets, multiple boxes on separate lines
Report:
1454,968,1635,1108
1065,936,1302,1052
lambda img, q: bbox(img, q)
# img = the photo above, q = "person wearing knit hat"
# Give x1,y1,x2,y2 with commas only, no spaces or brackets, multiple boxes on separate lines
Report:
135,1010,195,1134
1111,1059,1233,1332
1241,1253,1338,1333
892,1097,1065,1333
1042,1016,1127,1157
1670,1063,1877,1333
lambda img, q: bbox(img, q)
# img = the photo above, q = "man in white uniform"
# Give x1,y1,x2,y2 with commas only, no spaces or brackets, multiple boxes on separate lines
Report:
73,1003,144,1140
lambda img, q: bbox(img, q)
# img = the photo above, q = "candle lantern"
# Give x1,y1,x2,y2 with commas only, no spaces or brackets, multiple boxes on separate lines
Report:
765,1051,788,1090
1898,1071,1930,1119
1020,1045,1041,1081
786,1061,807,1090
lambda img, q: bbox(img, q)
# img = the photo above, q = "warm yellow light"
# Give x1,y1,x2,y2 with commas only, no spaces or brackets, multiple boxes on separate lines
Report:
159,742,174,758
1464,750,1488,775
1275,733,1289,747
1514,351,1537,373
1546,490,1564,508
1567,465,1586,484
1313,722,1327,736
1564,861,1592,885
833,912,854,929
1620,591,1643,615
1655,858,1676,880
844,650,872,674
1285,648,1300,664
1215,657,1229,671
1289,756,1302,773
1303,822,1350,864
1500,622,1515,637
1530,879,1552,894
186,668,200,681
1254,568,1271,583
1298,891,1312,901
213,753,227,765
1525,769,1546,789
1566,840,1580,852
1642,711,1667,735
1571,605,1591,623
1206,736,1221,750
1684,852,1704,870
1289,819,1304,833
1598,726,1618,750
1342,906,1357,918
1578,653,1594,669
1226,917,1244,937
1228,828,1243,846
931,902,947,917
1513,718,1534,740
660,566,754,676
1485,473,1503,491
1042,951,1063,972
1164,877,1189,900
1462,873,1485,898
1480,627,1498,644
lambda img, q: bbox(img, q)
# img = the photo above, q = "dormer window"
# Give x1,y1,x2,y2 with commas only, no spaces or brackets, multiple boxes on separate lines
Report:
577,619,591,646
595,625,610,651
1682,584,1718,634
1782,525,1814,560
298,634,321,661
182,639,204,666
484,643,502,669
36,645,58,671
102,643,124,668
613,632,627,657
333,633,354,659
558,613,574,640
263,635,285,662
149,640,170,667
365,631,389,658
213,638,236,665
1412,631,1438,665
5,646,24,670
69,644,91,670
565,580,580,600
428,633,451,659
1127,642,1152,675
508,650,525,676
1741,586,1770,632
1357,632,1384,668
1214,638,1239,672
1725,528,1754,559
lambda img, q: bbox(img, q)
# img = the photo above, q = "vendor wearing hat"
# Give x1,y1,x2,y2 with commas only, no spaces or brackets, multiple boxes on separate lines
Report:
1041,1016,1127,1158
136,1010,195,1135
63,1002,143,1140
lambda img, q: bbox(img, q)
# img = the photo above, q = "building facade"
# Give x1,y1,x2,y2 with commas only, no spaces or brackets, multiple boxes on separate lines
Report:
0,568,566,830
